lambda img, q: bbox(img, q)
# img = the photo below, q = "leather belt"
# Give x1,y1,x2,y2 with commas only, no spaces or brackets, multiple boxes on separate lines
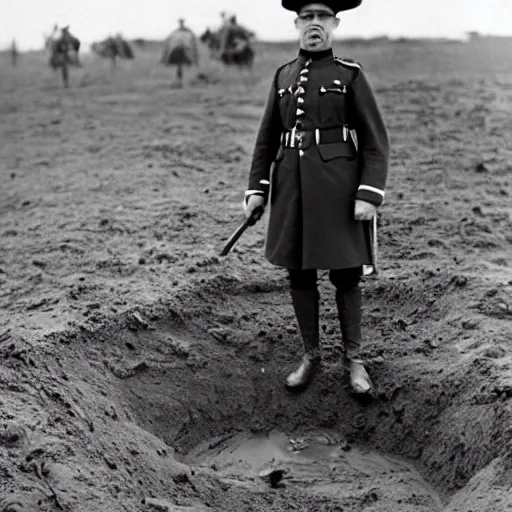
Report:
280,126,351,149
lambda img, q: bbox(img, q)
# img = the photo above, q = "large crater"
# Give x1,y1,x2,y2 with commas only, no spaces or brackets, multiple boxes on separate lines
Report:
1,272,511,511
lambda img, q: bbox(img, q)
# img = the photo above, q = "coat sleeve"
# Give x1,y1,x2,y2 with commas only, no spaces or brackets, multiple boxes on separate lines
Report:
245,71,282,204
352,69,390,207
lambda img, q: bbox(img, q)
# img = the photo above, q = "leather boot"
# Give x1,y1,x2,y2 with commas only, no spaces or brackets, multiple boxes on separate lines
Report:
349,360,372,394
285,289,321,391
335,285,372,394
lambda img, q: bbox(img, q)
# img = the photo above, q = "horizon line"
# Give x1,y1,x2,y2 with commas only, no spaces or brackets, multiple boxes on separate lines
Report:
3,31,512,52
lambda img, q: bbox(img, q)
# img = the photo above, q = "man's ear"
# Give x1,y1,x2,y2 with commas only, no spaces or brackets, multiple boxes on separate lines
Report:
294,17,300,29
334,17,340,29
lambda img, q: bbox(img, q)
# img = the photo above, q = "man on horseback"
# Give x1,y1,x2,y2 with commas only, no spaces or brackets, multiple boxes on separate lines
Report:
219,15,254,68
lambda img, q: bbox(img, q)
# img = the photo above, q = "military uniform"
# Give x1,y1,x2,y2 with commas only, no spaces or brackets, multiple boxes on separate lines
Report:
244,0,389,393
247,49,388,269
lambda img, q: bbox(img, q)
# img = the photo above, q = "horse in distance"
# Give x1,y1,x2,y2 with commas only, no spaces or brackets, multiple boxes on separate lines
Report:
91,35,135,68
200,15,255,69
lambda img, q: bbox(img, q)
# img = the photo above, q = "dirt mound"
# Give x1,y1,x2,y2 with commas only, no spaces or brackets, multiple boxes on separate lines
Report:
1,272,511,510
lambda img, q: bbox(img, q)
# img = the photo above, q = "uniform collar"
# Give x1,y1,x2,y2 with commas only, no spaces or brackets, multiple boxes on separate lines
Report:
299,48,333,61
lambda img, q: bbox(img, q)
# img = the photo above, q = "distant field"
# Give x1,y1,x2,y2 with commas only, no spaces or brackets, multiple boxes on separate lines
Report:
4,36,512,87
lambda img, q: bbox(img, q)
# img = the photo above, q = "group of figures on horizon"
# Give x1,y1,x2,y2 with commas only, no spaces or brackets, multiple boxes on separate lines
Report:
8,13,256,89
162,13,255,87
42,25,140,87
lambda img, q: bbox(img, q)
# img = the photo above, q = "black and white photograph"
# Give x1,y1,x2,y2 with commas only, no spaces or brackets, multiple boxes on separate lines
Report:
1,0,511,510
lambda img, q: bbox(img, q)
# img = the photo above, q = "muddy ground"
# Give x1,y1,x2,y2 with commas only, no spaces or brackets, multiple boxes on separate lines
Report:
1,39,512,511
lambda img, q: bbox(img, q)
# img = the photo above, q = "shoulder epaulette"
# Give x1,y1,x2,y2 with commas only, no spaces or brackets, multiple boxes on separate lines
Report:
277,57,298,73
274,57,299,83
334,57,362,70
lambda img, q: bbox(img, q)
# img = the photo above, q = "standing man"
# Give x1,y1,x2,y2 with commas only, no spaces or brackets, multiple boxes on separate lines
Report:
48,26,80,87
244,1,389,394
161,19,199,88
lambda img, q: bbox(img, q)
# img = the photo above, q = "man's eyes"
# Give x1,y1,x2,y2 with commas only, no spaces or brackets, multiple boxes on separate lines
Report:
300,13,331,21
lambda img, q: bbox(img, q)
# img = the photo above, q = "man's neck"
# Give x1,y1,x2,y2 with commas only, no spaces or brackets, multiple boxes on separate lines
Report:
299,47,333,60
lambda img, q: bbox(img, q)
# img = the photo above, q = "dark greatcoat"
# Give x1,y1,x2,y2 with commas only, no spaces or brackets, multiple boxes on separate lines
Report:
247,49,389,270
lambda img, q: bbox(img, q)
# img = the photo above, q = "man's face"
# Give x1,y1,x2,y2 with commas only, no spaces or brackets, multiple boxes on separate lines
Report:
295,3,340,51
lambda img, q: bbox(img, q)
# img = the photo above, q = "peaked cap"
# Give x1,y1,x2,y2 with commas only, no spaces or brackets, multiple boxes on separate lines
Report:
282,0,362,14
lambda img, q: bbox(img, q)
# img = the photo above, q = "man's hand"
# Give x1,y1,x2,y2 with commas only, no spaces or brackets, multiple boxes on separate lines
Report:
354,200,377,221
244,194,265,220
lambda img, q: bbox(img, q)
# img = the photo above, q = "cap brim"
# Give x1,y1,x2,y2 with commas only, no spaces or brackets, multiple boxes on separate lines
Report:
282,0,362,13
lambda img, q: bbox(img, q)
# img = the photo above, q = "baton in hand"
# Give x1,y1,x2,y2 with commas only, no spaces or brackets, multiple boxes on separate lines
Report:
219,179,270,257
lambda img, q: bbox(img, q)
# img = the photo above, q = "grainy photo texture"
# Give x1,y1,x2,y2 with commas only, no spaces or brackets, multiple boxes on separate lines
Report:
1,1,511,511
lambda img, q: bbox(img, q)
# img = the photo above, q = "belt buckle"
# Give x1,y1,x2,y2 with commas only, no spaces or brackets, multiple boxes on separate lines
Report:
295,130,305,148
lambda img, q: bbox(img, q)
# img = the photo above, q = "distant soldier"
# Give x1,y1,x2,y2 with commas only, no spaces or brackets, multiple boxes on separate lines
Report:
61,26,81,66
161,19,198,88
10,39,18,67
49,26,81,87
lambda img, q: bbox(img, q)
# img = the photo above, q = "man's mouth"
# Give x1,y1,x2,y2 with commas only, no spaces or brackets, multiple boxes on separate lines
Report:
308,33,322,43
307,29,323,40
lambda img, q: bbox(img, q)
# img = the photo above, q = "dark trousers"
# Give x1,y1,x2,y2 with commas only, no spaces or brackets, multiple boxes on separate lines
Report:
287,267,363,361
288,268,362,292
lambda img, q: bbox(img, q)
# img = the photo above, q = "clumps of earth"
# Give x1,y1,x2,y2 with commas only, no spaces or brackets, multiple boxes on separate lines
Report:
1,38,512,512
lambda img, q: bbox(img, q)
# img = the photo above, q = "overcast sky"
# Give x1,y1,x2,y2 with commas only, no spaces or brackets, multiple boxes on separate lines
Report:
1,0,512,50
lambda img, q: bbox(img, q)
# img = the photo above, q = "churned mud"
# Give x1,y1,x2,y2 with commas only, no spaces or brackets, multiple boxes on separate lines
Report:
184,430,443,510
1,39,512,511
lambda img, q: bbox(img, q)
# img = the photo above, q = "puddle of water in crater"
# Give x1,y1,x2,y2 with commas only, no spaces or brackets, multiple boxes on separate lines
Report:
184,430,444,510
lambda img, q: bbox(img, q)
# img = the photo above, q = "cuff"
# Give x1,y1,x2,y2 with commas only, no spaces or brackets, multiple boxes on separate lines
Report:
243,189,264,208
355,185,385,206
